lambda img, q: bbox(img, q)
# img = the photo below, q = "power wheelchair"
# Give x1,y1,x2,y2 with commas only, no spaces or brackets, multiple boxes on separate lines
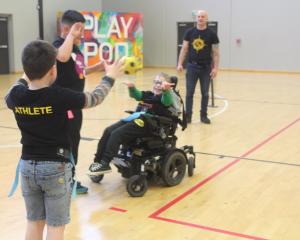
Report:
89,77,196,197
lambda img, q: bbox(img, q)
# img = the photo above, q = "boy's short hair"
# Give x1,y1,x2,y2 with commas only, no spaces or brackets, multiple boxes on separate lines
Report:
61,10,85,25
157,72,171,82
22,40,57,80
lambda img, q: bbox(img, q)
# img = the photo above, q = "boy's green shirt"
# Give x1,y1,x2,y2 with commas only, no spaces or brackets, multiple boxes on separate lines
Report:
128,87,173,106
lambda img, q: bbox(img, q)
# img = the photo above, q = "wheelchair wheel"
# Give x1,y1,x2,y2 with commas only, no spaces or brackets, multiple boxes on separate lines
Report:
89,174,104,183
187,156,195,177
127,175,148,197
162,150,186,186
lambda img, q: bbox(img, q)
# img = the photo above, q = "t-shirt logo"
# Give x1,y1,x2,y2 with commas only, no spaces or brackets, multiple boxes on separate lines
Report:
14,106,53,115
71,53,86,80
192,37,206,52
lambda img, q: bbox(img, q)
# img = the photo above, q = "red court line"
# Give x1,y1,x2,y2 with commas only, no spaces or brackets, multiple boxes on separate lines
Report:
238,117,300,159
149,117,300,239
109,207,127,213
149,159,240,217
154,216,268,240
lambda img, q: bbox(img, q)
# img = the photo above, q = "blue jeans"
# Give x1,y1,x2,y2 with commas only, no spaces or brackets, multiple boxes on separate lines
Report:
20,160,72,226
185,63,211,118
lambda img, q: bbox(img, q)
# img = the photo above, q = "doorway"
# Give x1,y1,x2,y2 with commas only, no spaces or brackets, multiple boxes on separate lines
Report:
0,17,9,74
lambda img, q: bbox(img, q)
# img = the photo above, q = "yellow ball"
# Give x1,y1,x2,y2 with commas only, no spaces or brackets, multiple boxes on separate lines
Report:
123,56,142,75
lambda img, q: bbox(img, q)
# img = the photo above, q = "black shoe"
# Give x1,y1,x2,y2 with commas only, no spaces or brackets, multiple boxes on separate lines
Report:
76,181,88,194
201,116,211,124
88,162,112,176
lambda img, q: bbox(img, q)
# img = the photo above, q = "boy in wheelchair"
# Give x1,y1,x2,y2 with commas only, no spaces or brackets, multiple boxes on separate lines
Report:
88,72,180,176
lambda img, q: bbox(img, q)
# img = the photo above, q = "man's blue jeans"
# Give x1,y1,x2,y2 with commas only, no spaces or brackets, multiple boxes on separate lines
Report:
185,63,211,118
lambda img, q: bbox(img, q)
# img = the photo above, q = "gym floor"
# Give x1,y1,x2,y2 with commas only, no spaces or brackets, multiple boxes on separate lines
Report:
0,68,300,240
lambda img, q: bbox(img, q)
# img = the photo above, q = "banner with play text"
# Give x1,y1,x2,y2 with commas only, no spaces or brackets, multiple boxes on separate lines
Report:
57,11,143,67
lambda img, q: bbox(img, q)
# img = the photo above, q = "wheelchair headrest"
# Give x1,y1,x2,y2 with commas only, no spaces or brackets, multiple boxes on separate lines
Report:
170,76,178,89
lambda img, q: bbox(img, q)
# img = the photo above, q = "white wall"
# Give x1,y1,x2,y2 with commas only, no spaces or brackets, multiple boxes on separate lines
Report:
230,0,300,71
103,0,300,72
0,0,102,72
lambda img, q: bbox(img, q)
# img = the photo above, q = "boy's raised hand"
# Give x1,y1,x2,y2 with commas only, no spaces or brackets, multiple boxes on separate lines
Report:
69,22,84,39
104,58,125,80
162,81,174,91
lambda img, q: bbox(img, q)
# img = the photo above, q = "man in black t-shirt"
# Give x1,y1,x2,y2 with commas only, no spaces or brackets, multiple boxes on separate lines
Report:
53,10,104,193
5,40,124,240
177,10,220,124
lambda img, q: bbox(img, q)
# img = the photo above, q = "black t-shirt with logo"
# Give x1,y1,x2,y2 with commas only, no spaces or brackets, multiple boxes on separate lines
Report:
5,81,85,161
53,37,86,92
184,27,219,65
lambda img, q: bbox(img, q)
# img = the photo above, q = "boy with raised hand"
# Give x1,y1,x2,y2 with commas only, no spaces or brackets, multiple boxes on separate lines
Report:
53,10,104,193
88,72,177,175
5,40,124,240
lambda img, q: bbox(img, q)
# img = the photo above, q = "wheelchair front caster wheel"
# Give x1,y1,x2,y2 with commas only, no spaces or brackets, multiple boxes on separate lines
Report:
89,174,104,183
187,156,195,177
127,175,148,197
